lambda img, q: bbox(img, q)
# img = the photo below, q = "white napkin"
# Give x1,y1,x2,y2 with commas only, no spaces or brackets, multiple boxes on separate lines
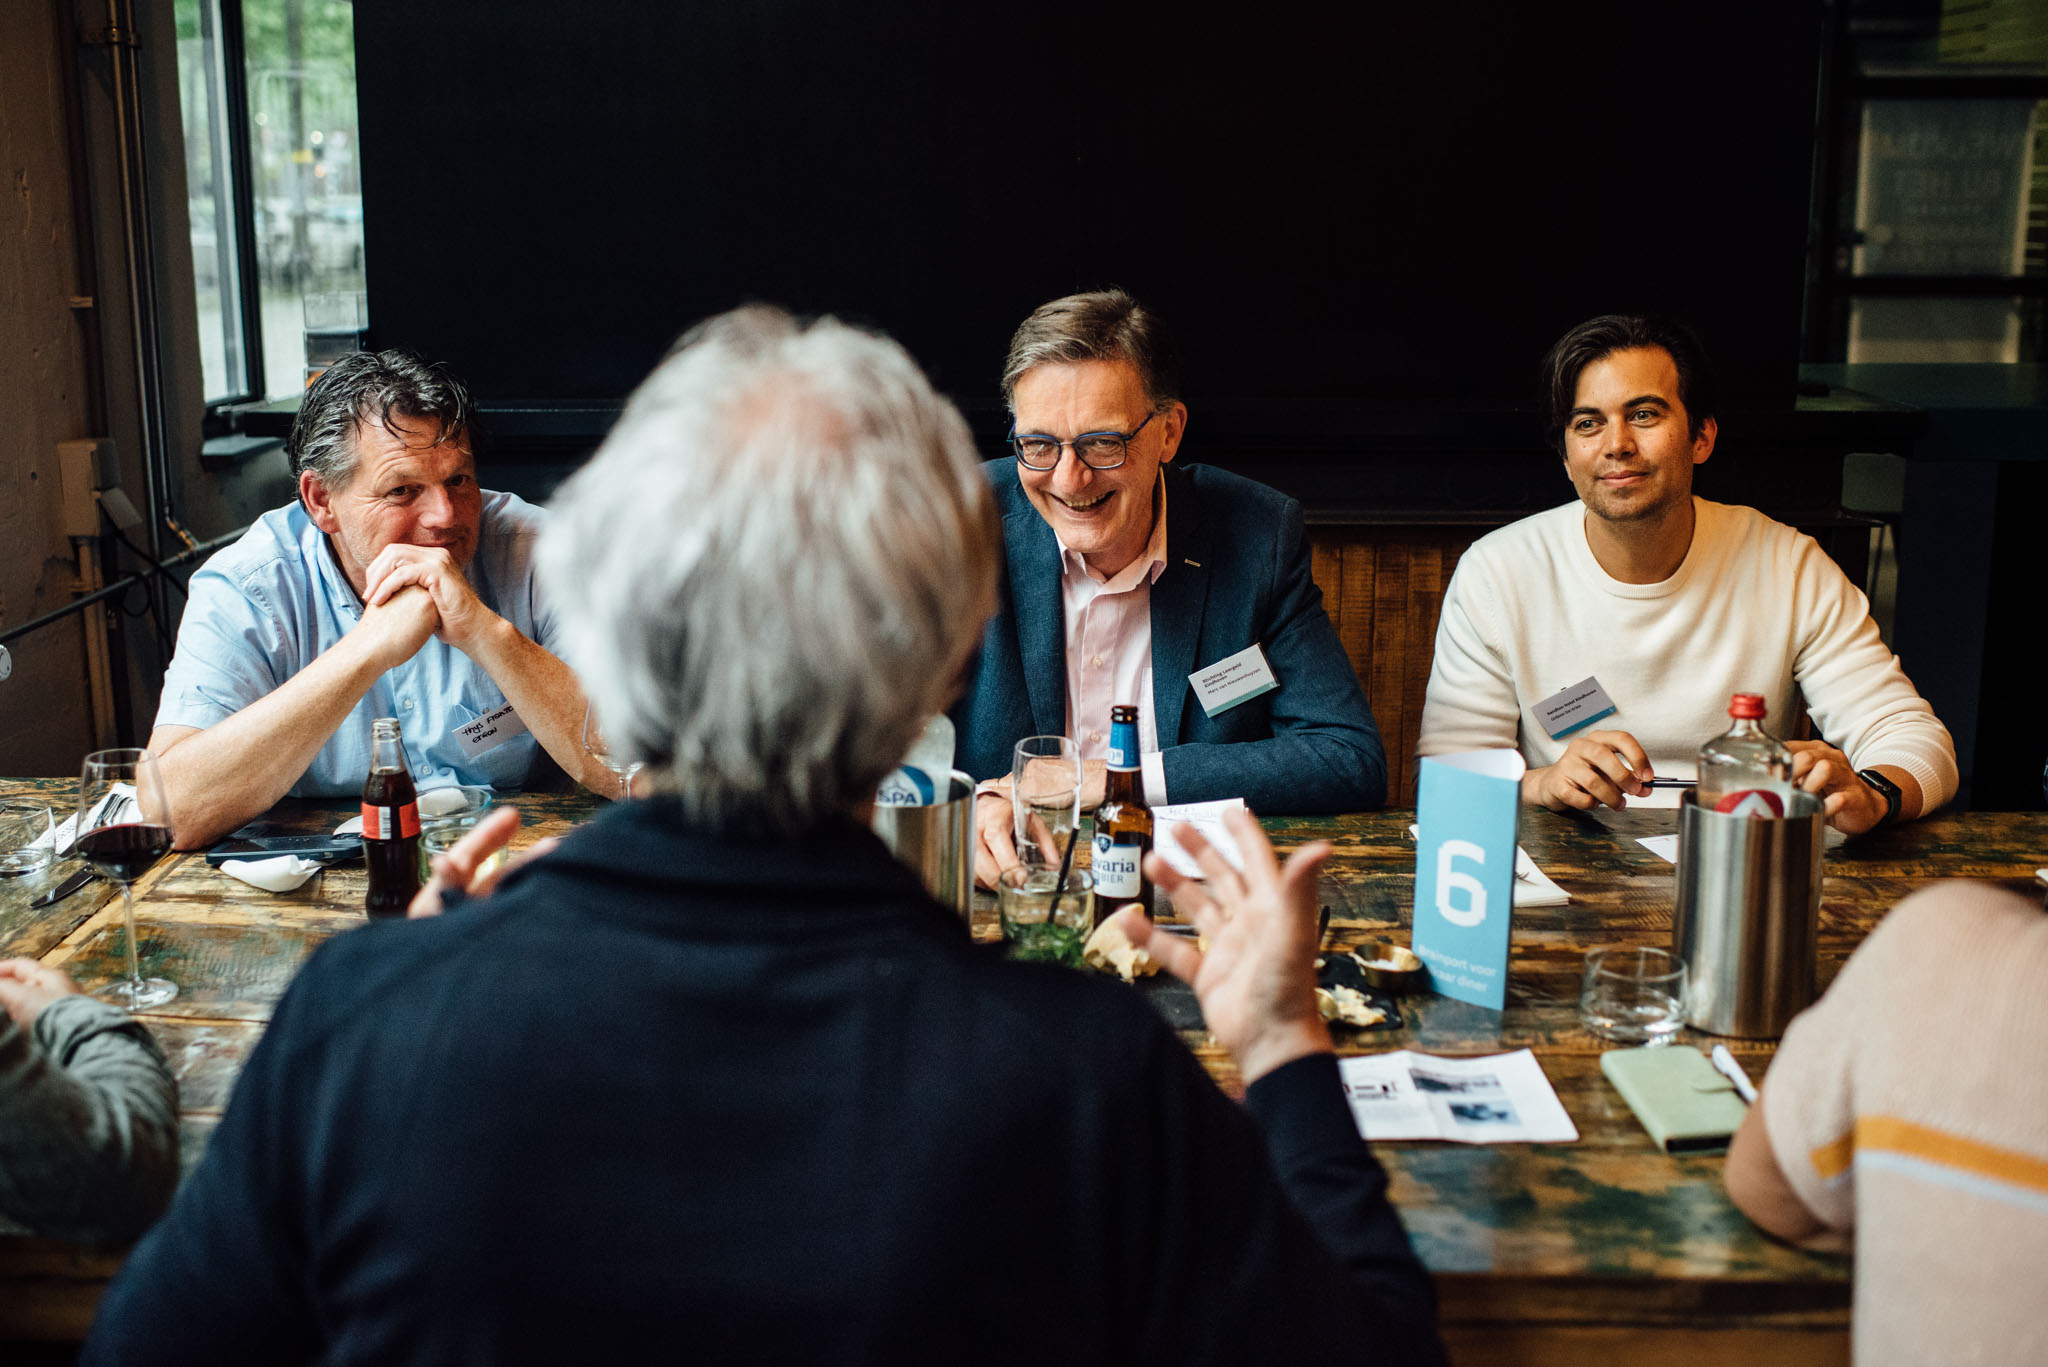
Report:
219,855,322,893
418,787,471,818
1637,834,1680,864
1405,824,1570,907
1642,827,1847,863
1153,799,1249,879
1510,846,1571,907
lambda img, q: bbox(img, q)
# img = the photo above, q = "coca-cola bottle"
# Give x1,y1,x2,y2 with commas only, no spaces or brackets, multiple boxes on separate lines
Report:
1696,694,1793,817
362,717,421,917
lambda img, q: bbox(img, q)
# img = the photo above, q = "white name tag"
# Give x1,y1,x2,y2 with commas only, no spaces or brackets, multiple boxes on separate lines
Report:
1533,676,1617,740
1189,643,1279,718
454,702,528,757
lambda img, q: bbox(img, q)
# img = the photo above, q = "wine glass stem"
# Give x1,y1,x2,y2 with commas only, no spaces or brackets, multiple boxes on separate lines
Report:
118,880,142,989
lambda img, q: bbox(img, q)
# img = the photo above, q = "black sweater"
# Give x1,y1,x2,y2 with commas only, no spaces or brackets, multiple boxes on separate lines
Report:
86,798,1444,1365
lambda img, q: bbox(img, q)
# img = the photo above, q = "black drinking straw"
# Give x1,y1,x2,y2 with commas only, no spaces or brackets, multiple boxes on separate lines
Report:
1052,824,1080,923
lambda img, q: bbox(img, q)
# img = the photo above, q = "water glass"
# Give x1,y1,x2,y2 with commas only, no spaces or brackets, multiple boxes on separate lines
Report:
583,703,643,800
998,866,1094,966
1580,946,1688,1046
1011,736,1081,868
419,817,507,886
0,801,55,876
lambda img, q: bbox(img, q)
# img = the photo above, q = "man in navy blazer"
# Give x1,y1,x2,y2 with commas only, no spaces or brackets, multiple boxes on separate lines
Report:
955,291,1385,886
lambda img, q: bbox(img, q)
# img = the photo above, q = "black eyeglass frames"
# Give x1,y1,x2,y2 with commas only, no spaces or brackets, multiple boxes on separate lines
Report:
1007,410,1158,470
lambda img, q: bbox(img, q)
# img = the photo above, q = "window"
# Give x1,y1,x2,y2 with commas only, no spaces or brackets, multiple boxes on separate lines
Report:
175,0,366,406
1809,0,2048,364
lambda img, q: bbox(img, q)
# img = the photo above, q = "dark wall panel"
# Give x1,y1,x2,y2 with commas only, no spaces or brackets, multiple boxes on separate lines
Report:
354,1,1821,422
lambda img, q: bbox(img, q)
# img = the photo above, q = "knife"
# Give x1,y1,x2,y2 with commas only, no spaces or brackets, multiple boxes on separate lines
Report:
30,865,99,909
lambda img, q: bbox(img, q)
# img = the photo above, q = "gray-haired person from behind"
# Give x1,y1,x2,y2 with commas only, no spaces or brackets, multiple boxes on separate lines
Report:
540,306,998,833
84,307,1444,1365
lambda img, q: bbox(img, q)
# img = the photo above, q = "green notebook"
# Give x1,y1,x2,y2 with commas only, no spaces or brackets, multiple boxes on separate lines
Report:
1600,1046,1749,1155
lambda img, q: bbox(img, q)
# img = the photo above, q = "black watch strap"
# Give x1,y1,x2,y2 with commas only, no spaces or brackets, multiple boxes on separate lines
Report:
1857,768,1902,824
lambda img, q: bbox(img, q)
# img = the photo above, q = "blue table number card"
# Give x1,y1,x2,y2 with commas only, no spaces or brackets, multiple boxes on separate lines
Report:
1413,750,1526,1011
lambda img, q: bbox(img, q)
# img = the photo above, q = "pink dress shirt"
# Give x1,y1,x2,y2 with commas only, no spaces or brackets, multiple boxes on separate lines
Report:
1056,479,1170,803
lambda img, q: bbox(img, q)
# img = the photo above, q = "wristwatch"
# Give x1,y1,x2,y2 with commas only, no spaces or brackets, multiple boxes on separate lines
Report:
1857,768,1902,824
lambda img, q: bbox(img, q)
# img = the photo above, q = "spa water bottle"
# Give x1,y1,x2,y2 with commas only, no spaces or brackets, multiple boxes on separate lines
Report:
1696,694,1792,817
876,714,955,807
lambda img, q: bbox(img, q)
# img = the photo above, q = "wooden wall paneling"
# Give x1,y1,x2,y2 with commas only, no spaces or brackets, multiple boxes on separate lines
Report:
1367,541,1415,801
1309,527,1481,806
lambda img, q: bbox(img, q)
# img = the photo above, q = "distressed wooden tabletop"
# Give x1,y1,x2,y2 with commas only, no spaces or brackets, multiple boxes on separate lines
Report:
3,774,2043,1353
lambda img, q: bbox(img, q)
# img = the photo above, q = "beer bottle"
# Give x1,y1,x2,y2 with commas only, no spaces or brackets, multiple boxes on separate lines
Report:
362,717,421,918
1092,704,1154,918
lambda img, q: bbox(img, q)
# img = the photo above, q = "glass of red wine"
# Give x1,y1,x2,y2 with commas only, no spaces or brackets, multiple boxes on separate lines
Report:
76,748,178,1010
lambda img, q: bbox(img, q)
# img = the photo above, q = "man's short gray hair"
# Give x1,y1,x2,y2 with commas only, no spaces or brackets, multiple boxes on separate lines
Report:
539,306,998,835
999,288,1182,413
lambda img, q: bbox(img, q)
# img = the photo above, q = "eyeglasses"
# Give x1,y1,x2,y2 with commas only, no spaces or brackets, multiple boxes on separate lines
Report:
1008,411,1157,471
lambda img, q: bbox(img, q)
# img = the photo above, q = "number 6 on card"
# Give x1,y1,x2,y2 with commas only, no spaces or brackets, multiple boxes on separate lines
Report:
1413,751,1525,1011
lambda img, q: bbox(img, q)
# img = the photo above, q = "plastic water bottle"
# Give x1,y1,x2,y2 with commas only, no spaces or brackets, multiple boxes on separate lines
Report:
875,714,955,808
1696,694,1792,817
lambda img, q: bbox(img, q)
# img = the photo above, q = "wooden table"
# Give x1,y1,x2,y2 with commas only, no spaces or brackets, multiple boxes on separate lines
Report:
1,776,2042,1361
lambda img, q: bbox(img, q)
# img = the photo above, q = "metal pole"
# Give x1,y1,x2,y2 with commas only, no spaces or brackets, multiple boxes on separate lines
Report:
0,530,245,652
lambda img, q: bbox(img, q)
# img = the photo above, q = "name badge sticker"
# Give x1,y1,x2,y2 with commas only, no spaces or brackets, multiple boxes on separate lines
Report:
454,701,529,758
1189,644,1279,718
1534,675,1617,740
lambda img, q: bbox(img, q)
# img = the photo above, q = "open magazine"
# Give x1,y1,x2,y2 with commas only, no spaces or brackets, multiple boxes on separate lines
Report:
1338,1049,1578,1144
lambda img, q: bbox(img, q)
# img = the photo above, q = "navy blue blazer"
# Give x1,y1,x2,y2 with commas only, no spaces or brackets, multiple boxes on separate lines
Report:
953,461,1386,812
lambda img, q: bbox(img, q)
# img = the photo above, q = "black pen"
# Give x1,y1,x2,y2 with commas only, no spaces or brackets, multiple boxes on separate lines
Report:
1646,778,1695,790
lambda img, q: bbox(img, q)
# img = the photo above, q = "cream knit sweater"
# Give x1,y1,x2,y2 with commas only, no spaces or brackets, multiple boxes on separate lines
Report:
1761,882,2048,1365
1417,498,1957,809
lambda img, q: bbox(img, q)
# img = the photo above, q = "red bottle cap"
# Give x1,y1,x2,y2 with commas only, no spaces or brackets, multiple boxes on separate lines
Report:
1728,693,1767,720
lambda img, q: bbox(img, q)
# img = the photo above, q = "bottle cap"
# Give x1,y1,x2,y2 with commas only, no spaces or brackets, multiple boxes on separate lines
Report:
1727,693,1766,720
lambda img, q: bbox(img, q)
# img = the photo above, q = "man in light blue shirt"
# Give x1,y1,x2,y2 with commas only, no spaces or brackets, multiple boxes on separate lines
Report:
151,351,600,846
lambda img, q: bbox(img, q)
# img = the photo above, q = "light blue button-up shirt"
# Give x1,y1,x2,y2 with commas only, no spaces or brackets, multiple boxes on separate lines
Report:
155,492,561,797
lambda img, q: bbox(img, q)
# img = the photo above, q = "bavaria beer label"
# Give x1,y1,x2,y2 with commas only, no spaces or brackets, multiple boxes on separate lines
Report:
1107,718,1141,772
361,802,420,840
1093,832,1144,897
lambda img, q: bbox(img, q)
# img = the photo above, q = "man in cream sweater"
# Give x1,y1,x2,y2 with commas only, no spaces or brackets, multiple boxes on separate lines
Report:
1417,315,1955,833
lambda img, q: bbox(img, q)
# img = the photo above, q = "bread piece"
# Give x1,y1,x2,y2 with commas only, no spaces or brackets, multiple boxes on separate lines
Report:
1082,917,1161,983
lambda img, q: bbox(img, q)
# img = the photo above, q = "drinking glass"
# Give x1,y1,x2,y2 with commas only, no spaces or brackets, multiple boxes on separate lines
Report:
76,749,177,1010
420,817,507,886
1580,946,1687,1046
997,866,1094,966
0,800,55,876
583,703,643,800
1011,736,1081,868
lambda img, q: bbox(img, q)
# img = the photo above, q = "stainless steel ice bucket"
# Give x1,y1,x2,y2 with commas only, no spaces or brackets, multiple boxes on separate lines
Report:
869,770,976,920
1672,788,1825,1038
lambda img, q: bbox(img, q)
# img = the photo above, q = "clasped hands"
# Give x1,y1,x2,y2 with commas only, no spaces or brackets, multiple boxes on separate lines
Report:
1523,729,1891,834
354,543,498,667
